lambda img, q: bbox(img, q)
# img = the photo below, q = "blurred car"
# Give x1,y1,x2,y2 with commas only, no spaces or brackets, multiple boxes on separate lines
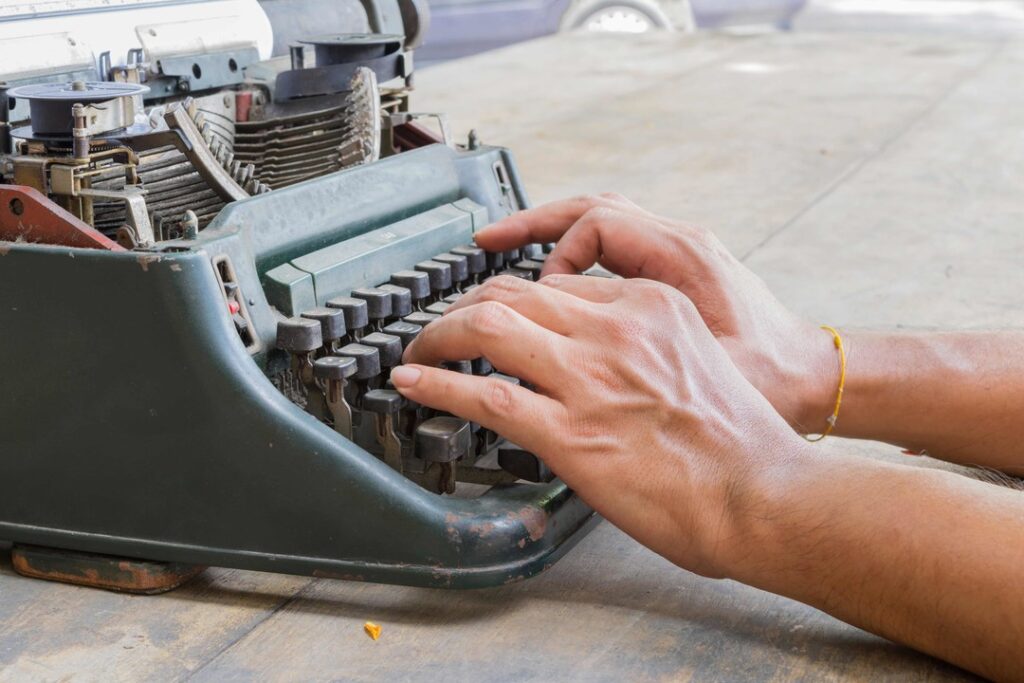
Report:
416,0,807,63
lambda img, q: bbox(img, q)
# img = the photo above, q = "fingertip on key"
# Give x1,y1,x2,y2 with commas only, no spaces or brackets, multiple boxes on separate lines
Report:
390,365,422,388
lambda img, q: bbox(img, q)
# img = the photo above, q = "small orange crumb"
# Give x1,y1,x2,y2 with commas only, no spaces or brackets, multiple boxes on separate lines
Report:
364,622,382,641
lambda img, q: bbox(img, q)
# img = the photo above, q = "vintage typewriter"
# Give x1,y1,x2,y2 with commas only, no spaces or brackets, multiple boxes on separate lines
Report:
0,0,596,593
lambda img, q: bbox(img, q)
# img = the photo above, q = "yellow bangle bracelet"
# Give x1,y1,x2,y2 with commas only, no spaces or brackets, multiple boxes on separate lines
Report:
804,325,846,443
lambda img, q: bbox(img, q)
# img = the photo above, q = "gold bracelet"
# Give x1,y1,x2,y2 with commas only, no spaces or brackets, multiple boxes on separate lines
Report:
804,325,846,443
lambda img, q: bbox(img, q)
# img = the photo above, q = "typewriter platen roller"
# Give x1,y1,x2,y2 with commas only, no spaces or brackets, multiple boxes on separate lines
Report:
0,0,596,591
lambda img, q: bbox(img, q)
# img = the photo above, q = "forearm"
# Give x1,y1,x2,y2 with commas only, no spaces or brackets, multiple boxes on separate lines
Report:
812,331,1024,475
729,452,1024,681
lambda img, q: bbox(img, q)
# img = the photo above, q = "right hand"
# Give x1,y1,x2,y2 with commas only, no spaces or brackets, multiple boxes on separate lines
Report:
474,194,839,432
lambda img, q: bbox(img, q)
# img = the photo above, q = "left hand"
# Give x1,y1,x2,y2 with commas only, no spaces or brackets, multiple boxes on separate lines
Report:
390,274,812,578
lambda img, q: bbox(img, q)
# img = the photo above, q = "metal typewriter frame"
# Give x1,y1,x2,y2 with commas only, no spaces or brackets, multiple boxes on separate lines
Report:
0,144,598,589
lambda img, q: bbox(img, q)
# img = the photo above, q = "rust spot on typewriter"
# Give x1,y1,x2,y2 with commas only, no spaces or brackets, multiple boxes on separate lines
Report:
511,506,547,542
0,185,124,251
11,544,205,595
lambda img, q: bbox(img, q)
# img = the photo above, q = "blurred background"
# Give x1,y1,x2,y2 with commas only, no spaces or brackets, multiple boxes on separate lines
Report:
417,0,1024,64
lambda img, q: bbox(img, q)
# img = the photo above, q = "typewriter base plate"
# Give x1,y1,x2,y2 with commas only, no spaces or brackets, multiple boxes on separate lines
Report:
11,545,206,595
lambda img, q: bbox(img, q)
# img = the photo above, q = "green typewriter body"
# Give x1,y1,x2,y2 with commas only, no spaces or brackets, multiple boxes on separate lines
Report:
0,0,595,592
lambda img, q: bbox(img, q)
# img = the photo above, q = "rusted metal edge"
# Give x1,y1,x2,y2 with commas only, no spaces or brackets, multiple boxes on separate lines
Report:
11,544,205,595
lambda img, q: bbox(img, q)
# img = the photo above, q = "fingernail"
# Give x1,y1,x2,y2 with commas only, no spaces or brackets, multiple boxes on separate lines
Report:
390,366,422,388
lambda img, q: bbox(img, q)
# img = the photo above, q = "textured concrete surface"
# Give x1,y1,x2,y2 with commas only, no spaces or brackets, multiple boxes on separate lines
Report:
3,30,1020,682
795,0,1024,38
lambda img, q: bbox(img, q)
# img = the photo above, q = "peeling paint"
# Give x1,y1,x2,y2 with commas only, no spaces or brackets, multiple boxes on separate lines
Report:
136,254,162,272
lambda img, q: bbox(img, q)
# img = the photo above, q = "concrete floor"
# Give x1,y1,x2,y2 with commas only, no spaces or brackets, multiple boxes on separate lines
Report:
2,29,1021,682
795,0,1024,37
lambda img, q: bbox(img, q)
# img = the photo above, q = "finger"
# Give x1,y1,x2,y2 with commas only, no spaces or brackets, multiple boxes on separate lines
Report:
402,301,568,390
474,193,651,252
445,274,593,335
540,208,685,283
390,364,566,458
538,273,626,304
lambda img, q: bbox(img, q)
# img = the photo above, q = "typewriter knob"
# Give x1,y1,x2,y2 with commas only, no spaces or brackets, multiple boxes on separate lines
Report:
360,332,403,368
276,317,323,352
415,417,471,463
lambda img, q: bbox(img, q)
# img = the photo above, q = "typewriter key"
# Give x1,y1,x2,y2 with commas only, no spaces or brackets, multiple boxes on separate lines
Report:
364,389,407,472
336,343,381,380
390,270,431,306
522,244,544,260
451,245,487,281
351,288,393,327
361,332,403,368
314,355,357,439
432,253,469,290
425,301,451,315
514,259,544,281
403,311,440,327
378,284,413,318
498,443,554,483
382,321,422,347
484,250,505,275
301,307,346,350
326,297,369,339
415,417,471,463
442,360,473,374
276,317,323,353
415,260,452,296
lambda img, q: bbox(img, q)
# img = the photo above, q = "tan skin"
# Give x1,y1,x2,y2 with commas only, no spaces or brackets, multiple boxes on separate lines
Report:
389,194,1024,682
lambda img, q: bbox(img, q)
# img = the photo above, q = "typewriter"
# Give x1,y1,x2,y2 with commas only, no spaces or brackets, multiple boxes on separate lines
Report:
0,0,596,593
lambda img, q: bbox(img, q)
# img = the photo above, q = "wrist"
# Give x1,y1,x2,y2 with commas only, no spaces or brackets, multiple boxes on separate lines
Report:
715,441,851,585
792,325,845,434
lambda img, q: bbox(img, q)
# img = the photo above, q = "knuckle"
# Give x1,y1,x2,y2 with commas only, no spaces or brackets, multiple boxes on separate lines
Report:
481,273,530,302
481,378,517,418
598,191,628,203
579,205,616,226
469,300,514,338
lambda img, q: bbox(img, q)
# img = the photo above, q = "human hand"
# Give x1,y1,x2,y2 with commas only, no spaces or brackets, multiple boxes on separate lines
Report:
391,274,813,578
474,195,838,432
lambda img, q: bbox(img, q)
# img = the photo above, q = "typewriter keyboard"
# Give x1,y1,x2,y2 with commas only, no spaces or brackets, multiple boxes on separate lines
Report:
271,242,557,494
